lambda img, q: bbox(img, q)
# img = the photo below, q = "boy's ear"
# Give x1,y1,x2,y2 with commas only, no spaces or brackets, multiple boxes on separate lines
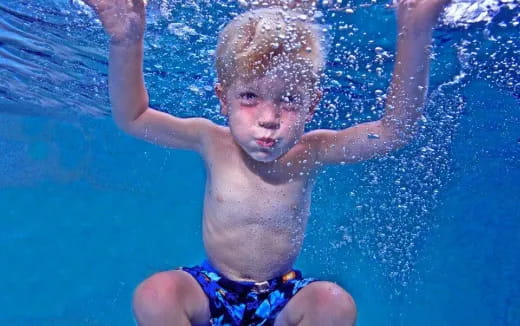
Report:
215,83,229,116
306,89,322,122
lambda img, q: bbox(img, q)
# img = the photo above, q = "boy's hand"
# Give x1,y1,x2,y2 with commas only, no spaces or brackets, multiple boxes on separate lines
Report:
83,0,147,44
395,0,452,32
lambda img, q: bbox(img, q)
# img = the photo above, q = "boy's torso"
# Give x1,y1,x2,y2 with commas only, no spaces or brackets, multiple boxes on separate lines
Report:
200,126,319,282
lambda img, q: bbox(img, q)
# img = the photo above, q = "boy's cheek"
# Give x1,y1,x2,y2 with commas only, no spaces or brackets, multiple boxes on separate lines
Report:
237,107,257,122
283,117,306,135
230,108,256,128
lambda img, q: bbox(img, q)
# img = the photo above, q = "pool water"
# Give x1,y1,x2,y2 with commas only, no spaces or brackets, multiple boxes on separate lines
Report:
1,1,519,325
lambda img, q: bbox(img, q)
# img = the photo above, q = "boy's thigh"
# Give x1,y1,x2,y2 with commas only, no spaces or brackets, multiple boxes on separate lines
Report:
133,270,210,326
274,281,356,326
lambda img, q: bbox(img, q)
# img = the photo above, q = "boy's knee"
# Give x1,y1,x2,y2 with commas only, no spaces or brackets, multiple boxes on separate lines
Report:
309,282,357,320
132,271,184,321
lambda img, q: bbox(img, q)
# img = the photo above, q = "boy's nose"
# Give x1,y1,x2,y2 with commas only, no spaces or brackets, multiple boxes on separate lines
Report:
257,105,281,130
258,119,280,129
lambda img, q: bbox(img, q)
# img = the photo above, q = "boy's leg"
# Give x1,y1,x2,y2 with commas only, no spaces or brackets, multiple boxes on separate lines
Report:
274,281,357,326
132,270,211,326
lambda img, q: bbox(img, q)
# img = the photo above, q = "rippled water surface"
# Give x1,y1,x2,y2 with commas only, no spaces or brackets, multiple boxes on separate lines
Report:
1,0,519,325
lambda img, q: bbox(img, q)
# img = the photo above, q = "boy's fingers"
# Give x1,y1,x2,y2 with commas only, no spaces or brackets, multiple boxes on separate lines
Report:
128,0,147,9
83,0,104,7
81,0,94,8
82,0,105,11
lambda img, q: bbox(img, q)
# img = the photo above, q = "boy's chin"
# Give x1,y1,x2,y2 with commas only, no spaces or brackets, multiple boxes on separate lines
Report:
248,150,283,163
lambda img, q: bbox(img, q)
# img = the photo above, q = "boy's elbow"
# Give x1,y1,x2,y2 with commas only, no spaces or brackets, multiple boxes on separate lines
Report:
113,115,135,133
113,116,148,140
369,113,422,156
383,121,420,152
112,108,146,133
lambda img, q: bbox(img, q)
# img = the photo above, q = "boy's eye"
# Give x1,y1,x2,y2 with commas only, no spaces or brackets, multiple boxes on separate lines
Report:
280,95,302,111
239,92,257,100
281,95,301,104
281,95,294,103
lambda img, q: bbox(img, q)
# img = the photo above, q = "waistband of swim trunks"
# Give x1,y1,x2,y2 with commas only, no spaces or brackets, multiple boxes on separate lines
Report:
201,259,300,294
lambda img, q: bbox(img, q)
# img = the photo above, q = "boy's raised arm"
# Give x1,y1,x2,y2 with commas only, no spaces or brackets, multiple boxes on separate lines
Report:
84,0,216,153
306,0,451,165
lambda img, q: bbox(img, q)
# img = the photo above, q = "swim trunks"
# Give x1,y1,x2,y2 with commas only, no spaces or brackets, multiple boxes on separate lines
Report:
179,260,318,326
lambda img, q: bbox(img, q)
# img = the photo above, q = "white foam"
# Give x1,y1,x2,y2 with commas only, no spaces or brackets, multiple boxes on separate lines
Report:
442,0,519,26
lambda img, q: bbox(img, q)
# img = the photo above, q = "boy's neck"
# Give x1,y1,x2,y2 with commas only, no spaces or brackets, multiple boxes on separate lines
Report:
237,143,288,183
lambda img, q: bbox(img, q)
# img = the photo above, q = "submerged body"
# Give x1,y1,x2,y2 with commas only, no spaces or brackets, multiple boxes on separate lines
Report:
82,0,453,325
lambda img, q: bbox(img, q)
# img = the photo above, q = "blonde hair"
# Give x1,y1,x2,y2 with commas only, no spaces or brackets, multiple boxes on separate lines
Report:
216,7,325,89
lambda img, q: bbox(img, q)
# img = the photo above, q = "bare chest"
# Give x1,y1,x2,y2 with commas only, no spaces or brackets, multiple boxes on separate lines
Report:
201,129,318,232
205,164,312,228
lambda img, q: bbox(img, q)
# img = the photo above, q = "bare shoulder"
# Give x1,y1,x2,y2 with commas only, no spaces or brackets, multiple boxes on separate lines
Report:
199,123,234,159
299,129,334,158
201,123,230,146
119,109,226,154
276,134,321,174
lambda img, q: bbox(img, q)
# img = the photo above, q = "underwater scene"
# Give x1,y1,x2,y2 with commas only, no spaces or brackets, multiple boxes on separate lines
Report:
1,0,519,325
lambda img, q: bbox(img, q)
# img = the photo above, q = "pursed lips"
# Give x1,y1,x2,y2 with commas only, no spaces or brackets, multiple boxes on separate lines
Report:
256,137,277,148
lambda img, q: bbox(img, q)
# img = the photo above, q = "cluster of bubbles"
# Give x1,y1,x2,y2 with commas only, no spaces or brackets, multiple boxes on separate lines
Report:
443,0,520,27
293,0,519,293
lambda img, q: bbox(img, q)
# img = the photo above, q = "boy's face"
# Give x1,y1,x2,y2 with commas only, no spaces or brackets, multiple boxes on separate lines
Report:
217,72,321,163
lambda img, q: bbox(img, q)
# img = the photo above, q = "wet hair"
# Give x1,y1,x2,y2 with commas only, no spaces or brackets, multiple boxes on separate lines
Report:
216,7,325,90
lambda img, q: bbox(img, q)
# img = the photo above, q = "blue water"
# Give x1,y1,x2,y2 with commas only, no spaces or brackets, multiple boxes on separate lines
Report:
1,1,519,325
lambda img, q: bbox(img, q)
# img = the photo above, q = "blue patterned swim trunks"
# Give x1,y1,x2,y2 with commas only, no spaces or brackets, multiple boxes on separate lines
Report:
179,260,318,326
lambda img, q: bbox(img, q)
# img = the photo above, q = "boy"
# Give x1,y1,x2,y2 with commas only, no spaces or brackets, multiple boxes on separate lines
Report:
83,0,451,325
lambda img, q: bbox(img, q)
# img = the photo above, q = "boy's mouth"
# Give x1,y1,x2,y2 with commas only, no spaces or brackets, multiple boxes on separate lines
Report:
256,137,276,148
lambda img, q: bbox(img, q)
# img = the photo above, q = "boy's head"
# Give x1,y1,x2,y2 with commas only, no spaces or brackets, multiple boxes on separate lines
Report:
215,7,326,162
